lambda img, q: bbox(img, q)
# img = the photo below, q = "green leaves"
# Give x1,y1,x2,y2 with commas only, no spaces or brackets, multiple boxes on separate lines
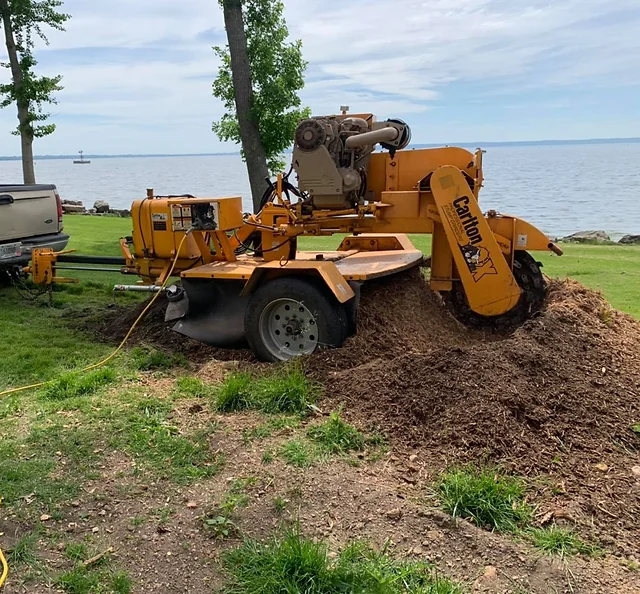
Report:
212,0,309,174
1,0,70,48
0,0,69,145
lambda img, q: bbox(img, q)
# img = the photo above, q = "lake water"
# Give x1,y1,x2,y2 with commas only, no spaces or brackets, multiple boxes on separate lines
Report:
1,142,639,239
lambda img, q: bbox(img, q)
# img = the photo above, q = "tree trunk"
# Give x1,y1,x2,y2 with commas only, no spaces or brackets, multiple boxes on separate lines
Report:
222,0,269,212
20,121,35,184
1,0,36,184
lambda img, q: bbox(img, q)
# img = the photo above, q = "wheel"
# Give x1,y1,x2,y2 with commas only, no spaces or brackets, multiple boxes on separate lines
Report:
444,251,546,329
245,276,348,362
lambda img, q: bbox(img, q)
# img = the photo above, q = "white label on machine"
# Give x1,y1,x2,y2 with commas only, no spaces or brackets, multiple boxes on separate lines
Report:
172,219,185,231
171,205,182,218
152,213,168,221
517,234,527,247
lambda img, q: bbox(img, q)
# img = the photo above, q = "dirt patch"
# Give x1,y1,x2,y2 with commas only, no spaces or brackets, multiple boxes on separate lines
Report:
15,408,640,594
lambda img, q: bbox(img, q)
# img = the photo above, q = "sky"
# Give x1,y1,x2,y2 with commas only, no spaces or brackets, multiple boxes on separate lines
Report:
0,0,639,156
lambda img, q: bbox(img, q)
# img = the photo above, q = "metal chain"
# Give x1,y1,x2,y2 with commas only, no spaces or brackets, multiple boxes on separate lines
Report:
5,268,47,302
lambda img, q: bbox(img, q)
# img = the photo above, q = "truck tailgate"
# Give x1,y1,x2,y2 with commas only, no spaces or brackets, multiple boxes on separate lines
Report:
0,184,59,241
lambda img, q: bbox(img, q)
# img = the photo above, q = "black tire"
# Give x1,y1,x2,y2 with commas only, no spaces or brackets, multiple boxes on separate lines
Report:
445,251,546,330
245,276,348,362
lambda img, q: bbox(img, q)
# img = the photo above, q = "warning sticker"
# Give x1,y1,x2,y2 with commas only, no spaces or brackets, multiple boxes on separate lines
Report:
170,204,193,232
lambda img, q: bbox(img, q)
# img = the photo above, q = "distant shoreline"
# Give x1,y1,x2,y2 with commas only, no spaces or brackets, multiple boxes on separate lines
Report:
1,137,639,161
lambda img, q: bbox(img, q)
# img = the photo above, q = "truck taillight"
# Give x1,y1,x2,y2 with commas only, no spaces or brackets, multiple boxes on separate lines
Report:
55,190,64,229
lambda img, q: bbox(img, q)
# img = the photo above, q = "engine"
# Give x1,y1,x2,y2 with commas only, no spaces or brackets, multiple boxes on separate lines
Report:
292,113,411,210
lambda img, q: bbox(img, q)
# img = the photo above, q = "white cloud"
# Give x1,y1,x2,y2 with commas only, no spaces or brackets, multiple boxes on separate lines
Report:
0,0,639,154
293,0,640,95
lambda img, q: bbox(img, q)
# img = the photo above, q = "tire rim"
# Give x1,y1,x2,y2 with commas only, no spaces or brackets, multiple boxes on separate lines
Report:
258,298,319,360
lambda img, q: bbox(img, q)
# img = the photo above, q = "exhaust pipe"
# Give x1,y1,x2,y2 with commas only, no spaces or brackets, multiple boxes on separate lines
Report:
345,127,399,148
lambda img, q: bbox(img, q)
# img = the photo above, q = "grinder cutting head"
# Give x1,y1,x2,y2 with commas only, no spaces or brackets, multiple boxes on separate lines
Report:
292,112,411,210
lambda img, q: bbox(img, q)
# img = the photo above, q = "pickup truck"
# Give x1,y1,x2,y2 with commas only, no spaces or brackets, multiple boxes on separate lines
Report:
0,184,70,269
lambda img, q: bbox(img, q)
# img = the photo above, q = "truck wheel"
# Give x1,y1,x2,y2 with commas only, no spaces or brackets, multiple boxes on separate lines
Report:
245,276,348,362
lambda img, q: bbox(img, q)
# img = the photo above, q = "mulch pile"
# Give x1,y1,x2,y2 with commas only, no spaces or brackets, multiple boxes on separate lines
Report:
322,274,640,462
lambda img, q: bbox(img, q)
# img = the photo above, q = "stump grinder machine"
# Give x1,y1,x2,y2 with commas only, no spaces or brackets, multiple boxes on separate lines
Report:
29,111,563,361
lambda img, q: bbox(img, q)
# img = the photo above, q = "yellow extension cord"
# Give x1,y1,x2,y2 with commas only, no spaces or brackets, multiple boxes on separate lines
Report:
0,233,189,588
0,547,6,589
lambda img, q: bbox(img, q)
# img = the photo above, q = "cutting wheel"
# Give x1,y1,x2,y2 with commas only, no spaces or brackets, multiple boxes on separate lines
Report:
445,251,547,329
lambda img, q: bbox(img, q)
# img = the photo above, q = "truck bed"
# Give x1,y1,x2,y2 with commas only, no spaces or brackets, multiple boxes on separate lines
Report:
0,184,69,266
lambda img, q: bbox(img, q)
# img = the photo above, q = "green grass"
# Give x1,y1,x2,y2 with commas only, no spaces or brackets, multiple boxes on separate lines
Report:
243,415,301,442
0,216,141,393
221,528,462,594
42,368,117,400
130,346,187,371
307,412,366,454
64,215,133,257
258,363,319,413
278,438,322,468
436,466,532,532
273,496,287,515
109,571,134,594
65,543,90,562
0,437,81,509
6,532,40,565
108,394,224,483
0,305,117,391
6,529,132,594
175,376,212,398
215,372,255,411
537,244,640,318
56,566,133,594
0,387,223,522
261,450,275,465
214,363,319,414
527,526,599,557
55,538,133,594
